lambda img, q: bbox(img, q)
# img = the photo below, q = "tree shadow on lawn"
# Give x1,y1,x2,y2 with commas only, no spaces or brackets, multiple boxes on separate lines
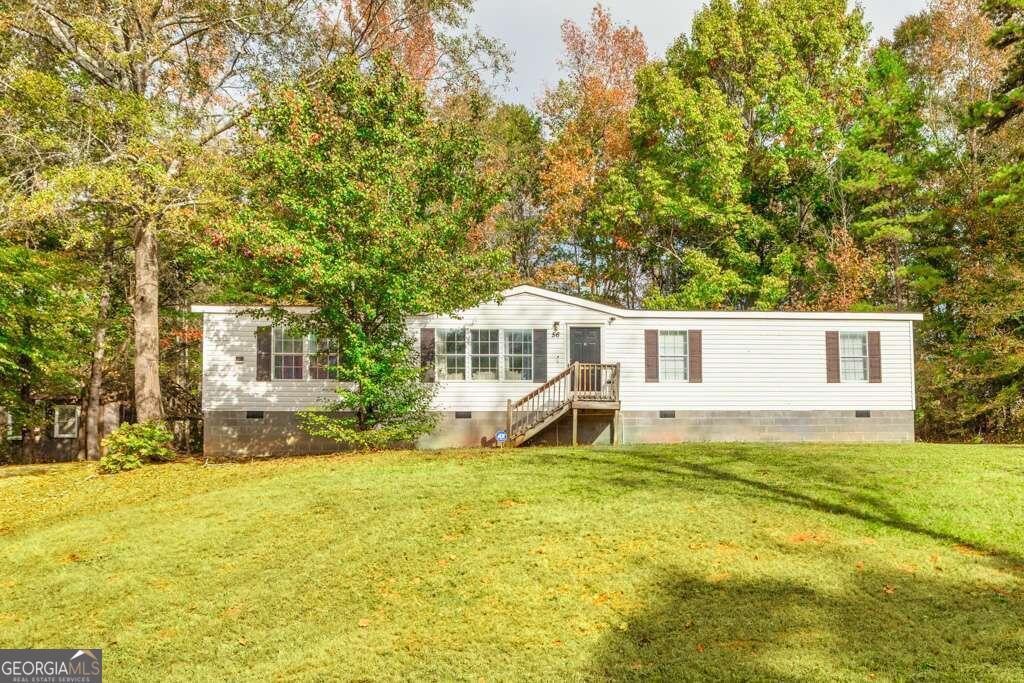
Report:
566,446,1024,571
590,564,1024,681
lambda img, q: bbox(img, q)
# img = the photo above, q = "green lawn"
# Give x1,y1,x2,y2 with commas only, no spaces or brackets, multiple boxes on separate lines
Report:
1,443,1023,681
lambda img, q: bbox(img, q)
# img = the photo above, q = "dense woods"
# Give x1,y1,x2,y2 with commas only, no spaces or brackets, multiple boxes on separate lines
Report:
1,0,1023,458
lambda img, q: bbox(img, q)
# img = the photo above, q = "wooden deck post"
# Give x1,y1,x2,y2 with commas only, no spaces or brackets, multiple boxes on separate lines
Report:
506,399,512,434
572,408,578,446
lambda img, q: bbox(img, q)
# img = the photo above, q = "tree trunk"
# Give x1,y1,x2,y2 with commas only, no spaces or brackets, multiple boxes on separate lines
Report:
134,221,163,423
84,285,111,459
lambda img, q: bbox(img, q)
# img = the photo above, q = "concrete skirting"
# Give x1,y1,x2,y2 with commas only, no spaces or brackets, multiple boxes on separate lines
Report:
619,410,914,444
203,409,915,457
203,411,350,459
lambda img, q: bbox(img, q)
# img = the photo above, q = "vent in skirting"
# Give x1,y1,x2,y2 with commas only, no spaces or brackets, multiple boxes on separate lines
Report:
855,410,871,418
455,411,472,419
246,411,265,420
659,410,676,419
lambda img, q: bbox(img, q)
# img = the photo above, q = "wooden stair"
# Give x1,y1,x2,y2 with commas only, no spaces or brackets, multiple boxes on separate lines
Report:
506,362,621,447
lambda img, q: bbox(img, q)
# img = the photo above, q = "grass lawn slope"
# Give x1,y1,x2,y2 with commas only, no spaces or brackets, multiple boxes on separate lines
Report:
2,443,1023,681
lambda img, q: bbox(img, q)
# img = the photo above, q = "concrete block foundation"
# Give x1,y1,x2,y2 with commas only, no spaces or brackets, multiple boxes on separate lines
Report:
203,409,915,458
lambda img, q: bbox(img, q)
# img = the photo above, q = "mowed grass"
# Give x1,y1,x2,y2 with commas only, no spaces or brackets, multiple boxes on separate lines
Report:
1,443,1023,681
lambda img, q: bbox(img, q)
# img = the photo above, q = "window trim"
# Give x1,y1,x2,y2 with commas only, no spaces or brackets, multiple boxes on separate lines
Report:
272,326,306,381
433,327,539,383
839,331,869,383
269,327,342,382
470,329,501,381
53,405,79,439
504,328,534,382
657,330,690,382
307,334,340,381
435,328,468,381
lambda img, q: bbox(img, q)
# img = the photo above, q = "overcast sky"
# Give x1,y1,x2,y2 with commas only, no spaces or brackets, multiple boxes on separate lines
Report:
472,0,930,106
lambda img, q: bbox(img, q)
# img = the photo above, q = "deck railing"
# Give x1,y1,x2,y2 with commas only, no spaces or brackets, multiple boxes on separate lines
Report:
507,362,620,437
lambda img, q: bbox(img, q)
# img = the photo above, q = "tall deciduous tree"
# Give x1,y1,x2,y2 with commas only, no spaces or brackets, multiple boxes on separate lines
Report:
537,4,648,302
2,0,506,425
889,0,1024,440
479,102,546,281
227,57,508,447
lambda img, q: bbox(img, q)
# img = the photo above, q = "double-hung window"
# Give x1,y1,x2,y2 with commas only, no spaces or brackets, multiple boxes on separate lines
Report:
470,330,500,380
437,329,466,380
273,328,305,380
308,335,339,380
505,330,533,381
53,405,79,439
435,328,536,381
840,332,868,382
658,331,689,381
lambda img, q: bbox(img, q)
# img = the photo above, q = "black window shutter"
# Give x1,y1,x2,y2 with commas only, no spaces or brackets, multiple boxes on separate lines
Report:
420,328,435,383
256,326,272,382
533,329,547,383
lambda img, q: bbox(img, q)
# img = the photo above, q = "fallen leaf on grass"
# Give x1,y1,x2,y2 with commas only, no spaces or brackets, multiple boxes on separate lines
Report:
954,543,990,557
358,619,371,628
883,585,896,595
855,561,865,570
788,532,828,545
696,644,705,653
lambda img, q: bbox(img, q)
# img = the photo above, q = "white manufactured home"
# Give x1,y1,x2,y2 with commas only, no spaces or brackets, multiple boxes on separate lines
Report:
193,285,922,457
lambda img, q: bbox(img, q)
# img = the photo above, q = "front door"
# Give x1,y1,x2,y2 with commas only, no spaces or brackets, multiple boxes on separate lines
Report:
570,327,601,393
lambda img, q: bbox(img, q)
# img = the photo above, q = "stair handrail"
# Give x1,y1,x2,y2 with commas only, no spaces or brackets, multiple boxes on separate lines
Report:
507,362,578,436
510,363,577,410
506,362,622,438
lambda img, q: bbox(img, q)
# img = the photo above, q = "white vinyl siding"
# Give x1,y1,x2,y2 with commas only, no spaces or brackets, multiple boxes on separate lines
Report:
840,332,868,382
470,329,500,380
658,331,689,381
197,289,918,413
53,405,79,438
505,330,533,381
436,329,466,381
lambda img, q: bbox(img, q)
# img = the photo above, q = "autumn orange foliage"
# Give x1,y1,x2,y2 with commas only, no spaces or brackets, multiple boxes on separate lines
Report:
341,0,440,84
539,5,648,240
